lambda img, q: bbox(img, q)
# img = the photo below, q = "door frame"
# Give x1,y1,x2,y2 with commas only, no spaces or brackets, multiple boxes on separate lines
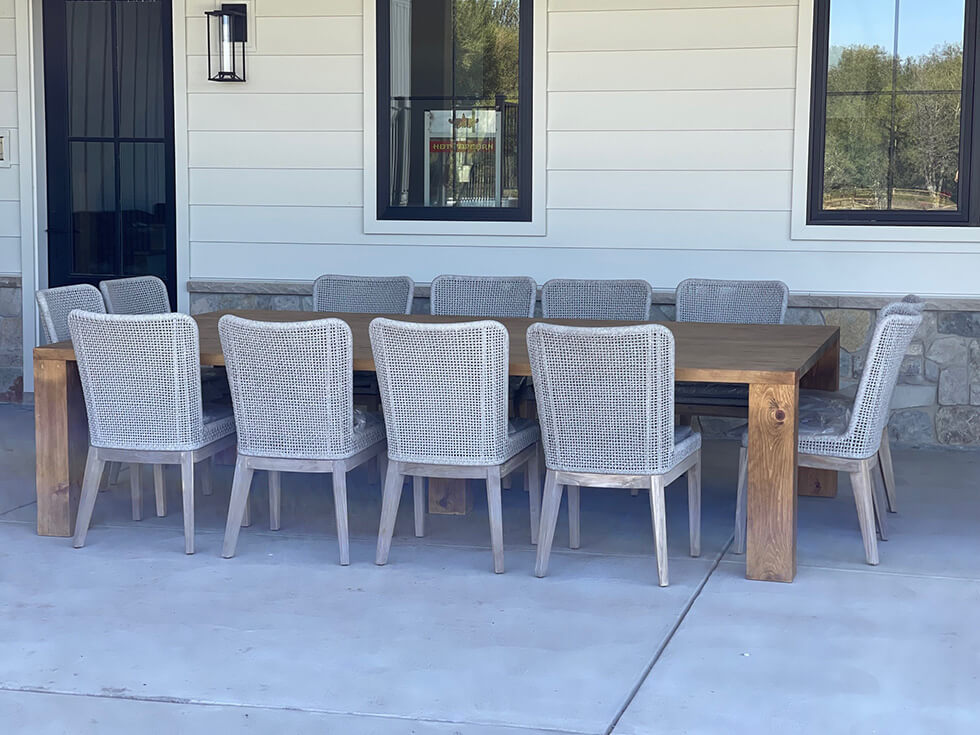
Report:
16,0,191,392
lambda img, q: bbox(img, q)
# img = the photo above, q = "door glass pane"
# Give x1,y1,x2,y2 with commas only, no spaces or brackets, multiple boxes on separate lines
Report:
116,0,166,139
823,0,966,211
119,142,168,278
387,0,522,210
70,141,116,275
66,1,113,138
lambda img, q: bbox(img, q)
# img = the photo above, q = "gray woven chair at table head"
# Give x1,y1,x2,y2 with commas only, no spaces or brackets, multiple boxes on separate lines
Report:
218,315,387,565
99,275,171,314
675,278,789,324
541,278,653,321
430,275,537,318
69,311,237,554
312,274,415,315
36,284,106,343
880,294,924,318
527,323,702,586
370,318,541,574
734,310,923,565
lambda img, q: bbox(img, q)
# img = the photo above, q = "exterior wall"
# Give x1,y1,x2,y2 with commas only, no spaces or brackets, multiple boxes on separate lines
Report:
0,0,21,275
189,280,980,447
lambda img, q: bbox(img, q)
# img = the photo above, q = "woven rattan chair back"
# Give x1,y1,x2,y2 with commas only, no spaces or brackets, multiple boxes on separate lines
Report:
430,275,536,318
541,278,653,320
99,276,171,315
370,318,510,465
675,278,788,324
68,311,206,451
880,294,924,318
219,315,359,460
527,323,677,475
803,311,922,460
36,284,105,343
312,274,414,315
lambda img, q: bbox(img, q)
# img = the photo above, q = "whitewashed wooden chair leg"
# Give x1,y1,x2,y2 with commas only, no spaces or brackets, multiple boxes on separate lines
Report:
869,459,889,541
567,485,581,549
878,427,898,513
649,475,669,587
200,456,213,496
221,455,254,558
153,464,167,517
268,470,281,531
688,455,702,558
108,461,122,488
73,447,106,548
333,464,350,566
378,453,388,491
534,470,562,577
180,453,196,555
850,465,879,566
412,476,426,538
376,463,405,565
130,463,143,521
734,447,748,554
527,445,541,545
241,482,252,528
486,467,505,574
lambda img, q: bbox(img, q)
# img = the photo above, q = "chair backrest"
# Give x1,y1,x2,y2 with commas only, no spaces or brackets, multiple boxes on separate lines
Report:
675,278,788,324
541,279,653,321
68,310,205,451
880,294,924,318
808,311,923,459
219,315,357,460
370,318,510,465
312,274,414,315
527,322,677,475
430,275,536,318
36,284,106,343
99,276,171,315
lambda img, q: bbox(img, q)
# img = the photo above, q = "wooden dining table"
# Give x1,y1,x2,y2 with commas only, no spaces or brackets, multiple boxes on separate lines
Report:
33,309,840,583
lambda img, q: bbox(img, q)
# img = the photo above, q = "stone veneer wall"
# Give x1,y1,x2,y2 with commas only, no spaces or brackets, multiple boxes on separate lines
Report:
0,277,23,403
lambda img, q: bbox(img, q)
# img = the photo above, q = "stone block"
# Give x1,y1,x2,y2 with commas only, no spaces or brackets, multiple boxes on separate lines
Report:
0,317,23,363
926,336,969,366
0,288,22,318
898,355,924,382
936,406,980,445
938,367,969,406
888,409,934,445
970,340,980,375
906,340,924,356
839,350,853,380
972,384,980,406
785,308,825,326
937,312,980,337
890,384,936,409
822,309,872,352
925,359,940,382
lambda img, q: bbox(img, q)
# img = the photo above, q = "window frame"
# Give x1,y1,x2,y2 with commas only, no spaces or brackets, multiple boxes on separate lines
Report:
806,0,980,227
375,0,534,224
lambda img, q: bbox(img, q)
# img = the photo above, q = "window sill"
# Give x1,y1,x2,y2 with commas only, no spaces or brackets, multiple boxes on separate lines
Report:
791,218,980,244
363,214,546,237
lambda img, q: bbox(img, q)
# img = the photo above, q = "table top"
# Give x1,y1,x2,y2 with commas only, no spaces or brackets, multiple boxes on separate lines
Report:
35,309,840,386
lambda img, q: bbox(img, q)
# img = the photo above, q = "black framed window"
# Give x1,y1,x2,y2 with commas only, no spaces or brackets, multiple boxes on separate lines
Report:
377,0,532,222
808,0,980,225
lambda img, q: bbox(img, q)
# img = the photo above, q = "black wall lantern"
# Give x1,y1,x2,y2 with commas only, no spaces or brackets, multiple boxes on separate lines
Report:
206,4,247,82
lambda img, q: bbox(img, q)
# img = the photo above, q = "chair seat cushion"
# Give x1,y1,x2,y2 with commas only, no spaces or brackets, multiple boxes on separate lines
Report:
671,425,702,470
675,381,748,407
201,399,236,445
740,389,853,448
350,409,387,455
504,418,540,460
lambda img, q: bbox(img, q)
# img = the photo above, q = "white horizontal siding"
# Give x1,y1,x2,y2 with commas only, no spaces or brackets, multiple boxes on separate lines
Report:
0,90,15,127
0,2,17,280
0,56,15,92
0,165,18,200
0,201,19,237
177,0,980,297
0,237,20,272
0,18,14,51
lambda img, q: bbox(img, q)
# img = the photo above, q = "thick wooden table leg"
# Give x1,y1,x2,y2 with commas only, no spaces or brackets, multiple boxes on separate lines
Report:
428,478,474,515
746,383,799,582
799,334,840,498
35,358,89,537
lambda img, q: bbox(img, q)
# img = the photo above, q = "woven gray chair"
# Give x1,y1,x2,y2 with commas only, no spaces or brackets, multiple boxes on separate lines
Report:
371,318,541,574
430,275,537,318
541,278,653,320
36,284,106,344
99,275,171,315
527,323,702,587
675,278,789,324
312,274,414,315
733,311,923,564
69,311,236,554
218,315,387,565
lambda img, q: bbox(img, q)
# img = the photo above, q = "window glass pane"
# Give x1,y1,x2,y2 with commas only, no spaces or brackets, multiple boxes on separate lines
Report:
67,1,113,138
822,0,965,212
116,0,166,139
387,0,522,210
70,141,116,276
119,142,168,279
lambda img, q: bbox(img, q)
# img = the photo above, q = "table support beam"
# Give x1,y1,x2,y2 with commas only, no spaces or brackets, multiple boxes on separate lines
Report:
746,382,799,582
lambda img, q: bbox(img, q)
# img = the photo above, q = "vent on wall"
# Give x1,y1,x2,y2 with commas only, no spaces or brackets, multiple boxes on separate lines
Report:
0,130,11,167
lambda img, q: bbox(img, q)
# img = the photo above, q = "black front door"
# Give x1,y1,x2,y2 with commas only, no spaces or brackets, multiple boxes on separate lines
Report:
43,0,176,307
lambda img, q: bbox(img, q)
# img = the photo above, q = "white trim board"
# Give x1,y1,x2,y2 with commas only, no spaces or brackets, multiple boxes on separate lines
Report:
790,0,980,245
361,0,547,237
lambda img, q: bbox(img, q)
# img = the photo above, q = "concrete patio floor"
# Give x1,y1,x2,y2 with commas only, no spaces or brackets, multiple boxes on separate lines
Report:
0,403,977,734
